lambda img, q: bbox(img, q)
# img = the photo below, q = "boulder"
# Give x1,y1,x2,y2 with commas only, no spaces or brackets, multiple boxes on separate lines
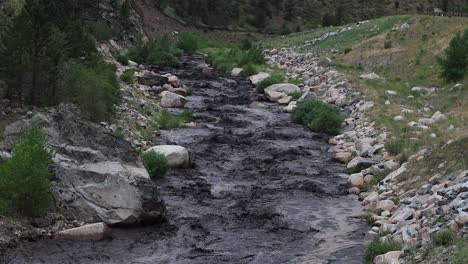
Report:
146,145,190,169
264,83,301,95
138,73,168,86
349,173,365,187
297,91,317,103
55,223,112,241
160,91,187,108
1,105,166,226
231,68,244,77
373,251,403,264
249,73,270,85
360,72,380,80
347,157,378,171
266,91,288,103
376,200,396,212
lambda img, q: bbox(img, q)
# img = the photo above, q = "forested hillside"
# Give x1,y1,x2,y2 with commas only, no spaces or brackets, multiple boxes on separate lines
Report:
151,0,468,33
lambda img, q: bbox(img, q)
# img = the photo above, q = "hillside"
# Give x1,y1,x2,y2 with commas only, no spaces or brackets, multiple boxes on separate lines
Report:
149,0,468,33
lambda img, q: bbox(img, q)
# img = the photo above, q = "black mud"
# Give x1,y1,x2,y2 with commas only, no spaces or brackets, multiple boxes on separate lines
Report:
3,55,369,264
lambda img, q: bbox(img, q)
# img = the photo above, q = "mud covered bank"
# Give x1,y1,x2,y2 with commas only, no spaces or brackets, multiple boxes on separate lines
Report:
3,55,369,264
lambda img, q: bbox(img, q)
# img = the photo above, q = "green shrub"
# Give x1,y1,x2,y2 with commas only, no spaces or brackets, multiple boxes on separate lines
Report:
127,39,181,67
89,20,114,41
288,91,302,100
432,229,455,247
177,32,199,53
438,29,468,82
385,140,404,156
451,239,468,264
59,58,120,122
364,239,403,264
116,54,129,66
243,63,258,76
291,100,345,135
0,127,51,217
154,109,192,130
384,40,392,49
241,39,253,51
143,151,168,179
256,75,285,94
120,69,136,84
344,47,352,54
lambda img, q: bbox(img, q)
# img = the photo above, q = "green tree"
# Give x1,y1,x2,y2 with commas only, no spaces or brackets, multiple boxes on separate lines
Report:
0,127,52,217
438,30,468,82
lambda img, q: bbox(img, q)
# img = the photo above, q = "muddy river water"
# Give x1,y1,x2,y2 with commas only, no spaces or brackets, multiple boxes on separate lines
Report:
5,55,369,264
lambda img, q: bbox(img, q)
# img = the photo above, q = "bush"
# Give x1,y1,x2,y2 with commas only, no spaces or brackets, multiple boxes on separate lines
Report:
291,100,345,134
288,91,302,100
127,39,181,67
0,127,51,217
154,109,192,130
89,20,114,41
256,75,285,94
120,69,136,84
438,29,468,82
432,229,455,247
206,46,265,73
364,239,403,264
143,151,168,179
344,48,352,54
177,32,199,53
59,58,120,122
116,54,129,66
243,63,258,76
385,140,404,156
241,39,253,51
384,40,392,49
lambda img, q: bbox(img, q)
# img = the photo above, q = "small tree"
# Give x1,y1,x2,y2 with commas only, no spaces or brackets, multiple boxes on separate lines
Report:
438,30,468,82
0,127,52,217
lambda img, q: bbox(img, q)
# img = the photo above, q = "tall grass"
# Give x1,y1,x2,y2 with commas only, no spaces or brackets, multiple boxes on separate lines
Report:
291,100,345,134
154,110,192,130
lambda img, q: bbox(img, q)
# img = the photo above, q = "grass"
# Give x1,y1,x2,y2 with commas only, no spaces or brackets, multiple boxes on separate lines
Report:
432,229,455,247
364,239,403,264
120,69,136,84
0,121,6,140
291,100,345,135
256,75,285,94
143,151,168,179
154,109,192,130
385,140,405,156
451,238,468,264
116,54,129,66
365,170,391,189
288,91,302,100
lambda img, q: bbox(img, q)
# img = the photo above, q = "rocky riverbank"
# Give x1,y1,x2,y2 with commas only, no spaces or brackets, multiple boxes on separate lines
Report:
260,47,468,263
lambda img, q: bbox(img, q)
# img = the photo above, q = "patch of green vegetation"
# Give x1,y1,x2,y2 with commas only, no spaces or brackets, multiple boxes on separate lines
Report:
89,20,115,42
120,69,136,85
317,16,411,50
127,38,181,67
384,40,392,49
291,100,345,135
0,127,51,217
438,29,468,82
114,127,125,139
385,140,405,156
116,54,129,66
176,32,199,53
364,239,403,264
432,229,455,247
143,151,168,179
364,214,376,225
154,109,192,130
366,170,391,189
451,238,468,264
206,46,265,74
288,91,302,100
256,75,285,94
0,121,6,139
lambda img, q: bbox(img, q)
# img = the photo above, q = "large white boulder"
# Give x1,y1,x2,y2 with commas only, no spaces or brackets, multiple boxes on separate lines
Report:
231,68,244,77
264,83,301,94
373,251,403,264
146,145,191,169
56,223,112,241
249,72,270,85
160,91,187,108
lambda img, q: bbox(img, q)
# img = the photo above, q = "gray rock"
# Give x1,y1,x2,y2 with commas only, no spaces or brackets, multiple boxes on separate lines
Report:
231,68,244,77
160,91,187,108
146,145,191,169
360,72,380,80
138,73,168,86
2,105,166,226
249,73,270,85
55,223,112,241
264,83,301,94
347,157,378,171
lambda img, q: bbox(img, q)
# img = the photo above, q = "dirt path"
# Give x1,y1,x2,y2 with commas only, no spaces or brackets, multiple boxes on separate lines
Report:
4,55,369,264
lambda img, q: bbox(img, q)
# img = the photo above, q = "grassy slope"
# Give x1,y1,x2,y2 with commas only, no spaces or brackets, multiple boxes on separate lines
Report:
262,15,468,187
